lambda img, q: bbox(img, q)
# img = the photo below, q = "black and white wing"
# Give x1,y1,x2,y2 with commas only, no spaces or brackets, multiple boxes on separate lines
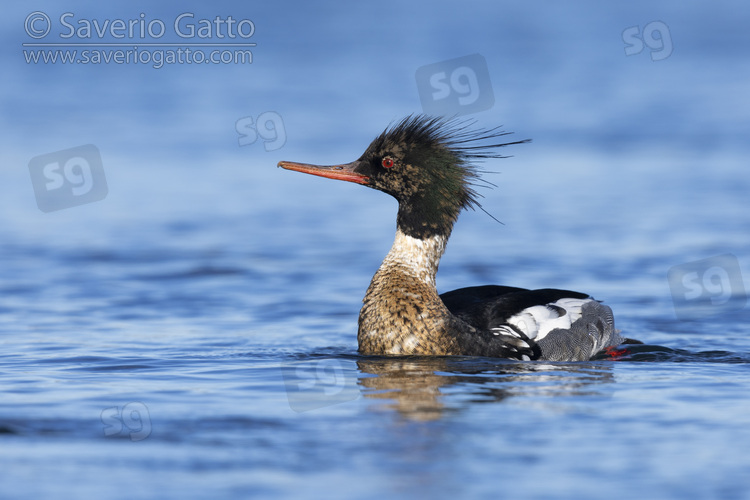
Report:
441,285,624,361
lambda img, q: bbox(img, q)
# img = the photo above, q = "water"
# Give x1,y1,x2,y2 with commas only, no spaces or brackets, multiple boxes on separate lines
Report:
3,1,750,499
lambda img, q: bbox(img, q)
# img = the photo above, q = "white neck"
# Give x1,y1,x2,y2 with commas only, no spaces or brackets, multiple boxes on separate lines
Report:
378,228,448,288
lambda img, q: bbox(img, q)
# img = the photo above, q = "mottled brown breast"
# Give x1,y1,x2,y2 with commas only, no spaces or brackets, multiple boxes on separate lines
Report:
357,266,461,355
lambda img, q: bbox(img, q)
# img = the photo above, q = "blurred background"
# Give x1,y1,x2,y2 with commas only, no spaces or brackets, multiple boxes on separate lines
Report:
3,1,747,265
1,2,749,499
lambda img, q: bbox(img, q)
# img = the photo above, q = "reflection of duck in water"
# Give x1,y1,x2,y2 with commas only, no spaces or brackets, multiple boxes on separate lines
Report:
357,357,617,421
357,358,460,421
280,115,639,361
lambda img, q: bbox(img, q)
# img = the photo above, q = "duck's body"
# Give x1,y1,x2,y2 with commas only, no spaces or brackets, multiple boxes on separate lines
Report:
279,115,633,361
357,228,623,361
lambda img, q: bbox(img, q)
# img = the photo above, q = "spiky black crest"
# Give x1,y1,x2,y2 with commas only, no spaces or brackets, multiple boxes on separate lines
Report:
359,114,529,238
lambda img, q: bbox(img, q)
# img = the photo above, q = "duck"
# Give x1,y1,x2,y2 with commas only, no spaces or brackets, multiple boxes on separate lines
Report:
278,115,637,361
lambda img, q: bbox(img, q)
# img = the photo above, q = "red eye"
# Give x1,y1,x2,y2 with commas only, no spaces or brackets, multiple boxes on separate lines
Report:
382,157,394,168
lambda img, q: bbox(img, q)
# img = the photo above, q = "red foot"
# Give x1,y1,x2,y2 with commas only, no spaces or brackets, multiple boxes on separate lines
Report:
604,346,630,360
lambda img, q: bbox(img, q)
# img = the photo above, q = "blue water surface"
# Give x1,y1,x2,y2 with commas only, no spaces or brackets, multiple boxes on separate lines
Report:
2,1,750,499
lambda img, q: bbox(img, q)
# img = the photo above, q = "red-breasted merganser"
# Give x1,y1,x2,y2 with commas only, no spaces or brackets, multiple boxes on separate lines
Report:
279,115,636,361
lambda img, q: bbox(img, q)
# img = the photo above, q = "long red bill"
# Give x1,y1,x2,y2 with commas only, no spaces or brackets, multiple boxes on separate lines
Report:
277,160,369,185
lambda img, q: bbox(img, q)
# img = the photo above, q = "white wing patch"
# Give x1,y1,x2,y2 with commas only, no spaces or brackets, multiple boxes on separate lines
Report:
503,298,593,341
